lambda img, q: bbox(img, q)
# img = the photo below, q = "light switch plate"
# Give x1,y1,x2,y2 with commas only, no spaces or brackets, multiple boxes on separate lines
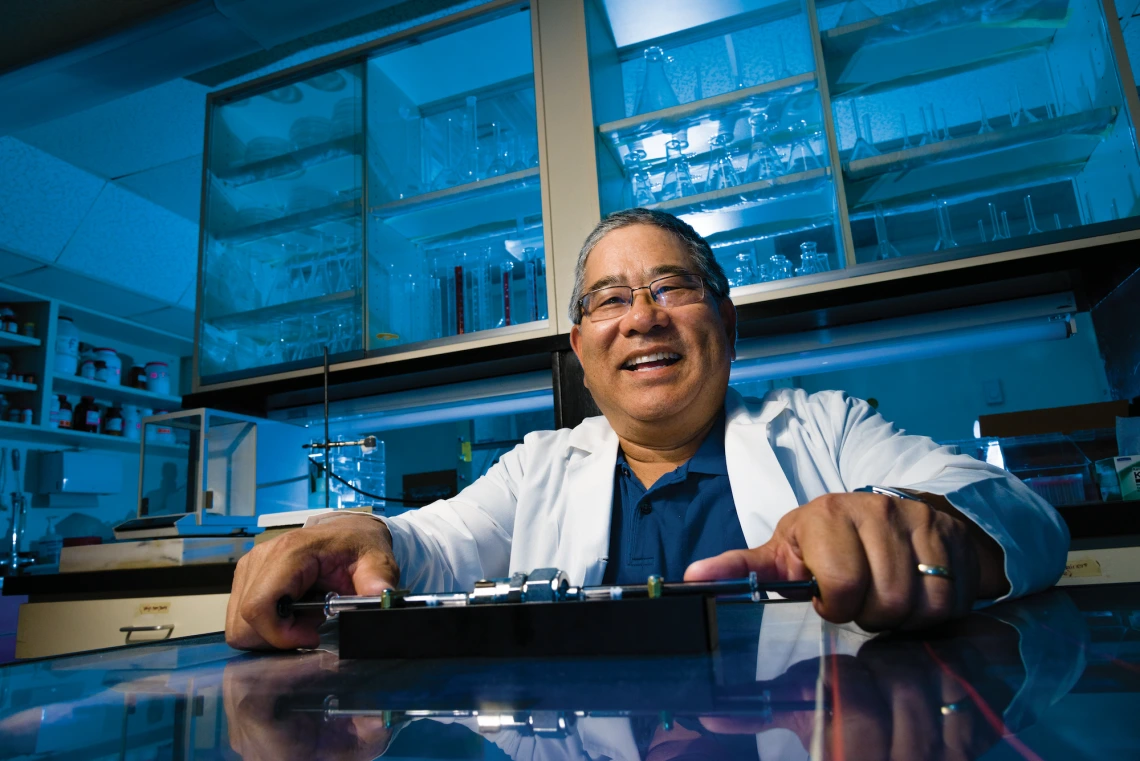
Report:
983,379,1004,406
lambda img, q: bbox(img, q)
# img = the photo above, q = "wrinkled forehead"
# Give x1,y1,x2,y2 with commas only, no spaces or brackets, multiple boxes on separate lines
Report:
583,224,694,289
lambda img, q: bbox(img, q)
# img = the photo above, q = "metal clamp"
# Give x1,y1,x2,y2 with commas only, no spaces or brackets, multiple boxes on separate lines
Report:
120,624,175,642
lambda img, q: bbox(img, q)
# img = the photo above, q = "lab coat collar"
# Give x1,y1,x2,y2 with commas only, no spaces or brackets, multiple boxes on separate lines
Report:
560,388,797,581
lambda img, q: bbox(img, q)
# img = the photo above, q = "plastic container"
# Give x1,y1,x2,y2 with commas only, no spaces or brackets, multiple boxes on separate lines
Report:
7,407,20,423
54,317,80,375
20,408,32,425
49,394,60,426
74,396,101,433
79,358,96,380
57,396,73,429
145,362,170,395
94,348,121,385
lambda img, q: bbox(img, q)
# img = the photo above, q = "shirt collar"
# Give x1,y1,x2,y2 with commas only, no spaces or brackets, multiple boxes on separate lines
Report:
686,407,728,475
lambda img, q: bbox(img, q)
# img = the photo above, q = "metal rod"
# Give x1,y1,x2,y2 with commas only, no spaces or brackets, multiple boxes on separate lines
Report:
324,345,330,510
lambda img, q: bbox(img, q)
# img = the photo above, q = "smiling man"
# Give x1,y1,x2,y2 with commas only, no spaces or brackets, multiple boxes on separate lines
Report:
225,208,1069,651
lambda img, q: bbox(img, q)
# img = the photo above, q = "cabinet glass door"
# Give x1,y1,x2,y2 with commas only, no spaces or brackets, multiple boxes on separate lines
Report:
199,64,365,380
365,6,547,350
818,0,1140,264
585,0,847,288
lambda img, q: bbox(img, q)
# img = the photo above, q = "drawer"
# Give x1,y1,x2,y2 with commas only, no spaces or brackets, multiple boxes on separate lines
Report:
15,593,229,659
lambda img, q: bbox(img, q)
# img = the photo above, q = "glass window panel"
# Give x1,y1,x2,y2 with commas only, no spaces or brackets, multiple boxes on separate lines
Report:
199,64,365,381
365,7,547,350
586,0,849,288
818,0,1140,267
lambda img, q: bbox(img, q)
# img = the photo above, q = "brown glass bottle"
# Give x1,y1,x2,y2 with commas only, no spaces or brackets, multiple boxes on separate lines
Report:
74,396,101,433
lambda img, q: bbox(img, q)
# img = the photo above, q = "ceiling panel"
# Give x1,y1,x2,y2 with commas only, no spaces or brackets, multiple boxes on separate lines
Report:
114,153,205,222
126,305,195,338
0,249,49,280
54,182,199,304
0,137,107,263
5,265,170,318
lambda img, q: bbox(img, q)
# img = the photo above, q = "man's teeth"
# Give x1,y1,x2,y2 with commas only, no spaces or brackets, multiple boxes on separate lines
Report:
626,352,681,369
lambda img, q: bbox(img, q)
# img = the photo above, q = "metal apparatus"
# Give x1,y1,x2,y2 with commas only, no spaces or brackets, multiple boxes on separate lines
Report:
279,568,819,619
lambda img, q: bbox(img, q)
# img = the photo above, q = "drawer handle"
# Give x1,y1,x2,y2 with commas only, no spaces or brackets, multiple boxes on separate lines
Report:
120,624,175,642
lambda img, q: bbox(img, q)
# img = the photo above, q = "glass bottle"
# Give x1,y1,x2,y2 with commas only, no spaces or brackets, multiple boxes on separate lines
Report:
622,149,657,207
745,110,783,183
103,406,124,437
74,396,101,433
795,241,826,276
729,249,757,287
660,139,696,201
459,249,490,334
635,46,679,115
705,133,741,191
768,254,794,280
525,246,548,321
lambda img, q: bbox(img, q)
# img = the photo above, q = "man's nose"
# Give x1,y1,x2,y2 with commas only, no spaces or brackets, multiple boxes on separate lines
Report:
622,289,669,332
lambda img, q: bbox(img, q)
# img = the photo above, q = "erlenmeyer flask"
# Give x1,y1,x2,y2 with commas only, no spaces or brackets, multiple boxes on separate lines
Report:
783,94,822,173
933,196,959,251
660,139,696,200
623,149,657,207
1024,195,1043,234
705,133,740,191
837,0,877,26
849,100,880,161
486,122,509,177
787,139,821,173
874,204,902,259
508,132,529,174
635,47,679,115
745,110,783,182
977,97,994,135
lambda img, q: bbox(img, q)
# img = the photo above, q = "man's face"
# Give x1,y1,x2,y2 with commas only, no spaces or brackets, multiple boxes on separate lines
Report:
569,224,736,437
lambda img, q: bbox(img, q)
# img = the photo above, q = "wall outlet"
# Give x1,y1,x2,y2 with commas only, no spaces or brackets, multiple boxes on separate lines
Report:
983,379,1004,406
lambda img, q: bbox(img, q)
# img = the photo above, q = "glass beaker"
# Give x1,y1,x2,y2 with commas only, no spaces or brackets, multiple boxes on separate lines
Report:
746,108,783,183
705,133,741,191
623,149,657,207
635,46,680,115
660,139,697,201
768,254,794,280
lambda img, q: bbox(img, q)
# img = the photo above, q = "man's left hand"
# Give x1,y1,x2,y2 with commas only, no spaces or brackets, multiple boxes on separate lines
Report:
684,492,1009,631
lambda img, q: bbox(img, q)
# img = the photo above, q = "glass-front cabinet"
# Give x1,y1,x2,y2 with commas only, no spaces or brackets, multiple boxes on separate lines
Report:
583,0,1140,292
197,3,547,385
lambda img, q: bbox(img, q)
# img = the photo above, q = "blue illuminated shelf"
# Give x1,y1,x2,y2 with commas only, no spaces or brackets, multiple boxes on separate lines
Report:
0,332,40,349
821,0,1064,95
369,168,540,220
50,374,182,409
216,199,361,244
206,289,359,333
0,419,186,456
0,378,37,393
843,107,1118,209
649,167,830,213
213,136,361,187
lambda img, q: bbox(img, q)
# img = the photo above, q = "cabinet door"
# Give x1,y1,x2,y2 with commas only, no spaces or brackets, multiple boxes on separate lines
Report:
199,64,365,382
365,7,550,350
584,0,848,286
817,0,1140,265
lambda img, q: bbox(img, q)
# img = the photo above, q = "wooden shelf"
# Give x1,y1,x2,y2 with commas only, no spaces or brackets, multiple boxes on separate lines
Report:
0,419,187,456
369,168,540,220
0,332,41,349
50,374,182,409
821,0,1063,95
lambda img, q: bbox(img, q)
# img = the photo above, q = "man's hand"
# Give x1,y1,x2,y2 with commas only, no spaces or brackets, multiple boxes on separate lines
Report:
226,515,400,650
685,492,1009,631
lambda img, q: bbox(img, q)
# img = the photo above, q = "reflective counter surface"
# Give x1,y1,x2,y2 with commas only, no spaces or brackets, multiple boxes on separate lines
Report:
1,585,1137,760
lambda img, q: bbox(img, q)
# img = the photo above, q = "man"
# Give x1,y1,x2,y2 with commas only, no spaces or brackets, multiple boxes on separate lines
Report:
226,208,1069,651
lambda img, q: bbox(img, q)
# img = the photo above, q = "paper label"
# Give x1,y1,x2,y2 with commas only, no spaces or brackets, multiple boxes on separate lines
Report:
137,602,171,616
1063,558,1103,578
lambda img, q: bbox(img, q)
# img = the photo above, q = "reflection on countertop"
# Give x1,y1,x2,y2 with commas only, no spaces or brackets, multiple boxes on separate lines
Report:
0,587,1125,760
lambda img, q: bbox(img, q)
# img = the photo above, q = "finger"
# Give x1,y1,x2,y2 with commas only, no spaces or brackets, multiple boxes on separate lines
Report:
227,553,280,651
684,545,775,582
850,497,921,632
794,504,871,624
350,548,400,596
901,513,967,630
238,535,325,650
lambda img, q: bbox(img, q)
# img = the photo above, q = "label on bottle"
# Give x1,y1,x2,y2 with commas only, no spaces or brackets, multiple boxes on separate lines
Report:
455,265,465,335
106,418,123,433
85,410,100,426
58,410,72,429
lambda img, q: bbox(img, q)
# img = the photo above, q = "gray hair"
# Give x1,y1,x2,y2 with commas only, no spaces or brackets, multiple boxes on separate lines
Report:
568,208,731,324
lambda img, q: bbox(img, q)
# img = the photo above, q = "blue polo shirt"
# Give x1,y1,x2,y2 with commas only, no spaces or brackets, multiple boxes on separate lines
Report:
602,409,748,585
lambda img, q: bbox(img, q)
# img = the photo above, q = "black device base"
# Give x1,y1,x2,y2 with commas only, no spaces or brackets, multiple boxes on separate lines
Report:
338,596,719,659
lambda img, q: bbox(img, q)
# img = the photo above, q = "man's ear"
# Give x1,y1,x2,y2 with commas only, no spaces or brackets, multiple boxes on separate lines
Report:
569,324,590,390
719,298,738,361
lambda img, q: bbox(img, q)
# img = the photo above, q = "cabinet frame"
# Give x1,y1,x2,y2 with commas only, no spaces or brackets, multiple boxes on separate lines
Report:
193,0,1140,395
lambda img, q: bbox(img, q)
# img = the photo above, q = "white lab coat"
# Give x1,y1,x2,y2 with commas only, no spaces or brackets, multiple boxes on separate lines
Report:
343,387,1068,599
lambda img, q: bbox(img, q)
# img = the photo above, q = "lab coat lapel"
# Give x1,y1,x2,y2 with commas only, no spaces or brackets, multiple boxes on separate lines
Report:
724,389,800,548
561,417,619,586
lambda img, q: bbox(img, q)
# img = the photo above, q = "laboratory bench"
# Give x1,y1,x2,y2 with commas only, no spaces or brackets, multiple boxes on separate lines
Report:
0,584,1137,760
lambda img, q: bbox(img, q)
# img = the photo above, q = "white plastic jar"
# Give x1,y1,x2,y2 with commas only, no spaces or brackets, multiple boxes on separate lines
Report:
145,362,170,395
94,348,121,385
54,317,80,375
122,404,141,441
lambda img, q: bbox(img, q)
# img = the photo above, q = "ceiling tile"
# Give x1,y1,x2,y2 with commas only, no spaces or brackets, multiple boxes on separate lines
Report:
54,182,199,304
0,136,106,262
5,264,169,318
14,78,211,180
0,249,49,279
114,154,205,223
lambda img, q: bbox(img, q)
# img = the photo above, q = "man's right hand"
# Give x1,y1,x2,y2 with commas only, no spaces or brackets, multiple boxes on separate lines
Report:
225,515,400,650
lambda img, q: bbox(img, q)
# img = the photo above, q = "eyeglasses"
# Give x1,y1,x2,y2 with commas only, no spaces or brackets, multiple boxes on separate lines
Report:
579,273,706,322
